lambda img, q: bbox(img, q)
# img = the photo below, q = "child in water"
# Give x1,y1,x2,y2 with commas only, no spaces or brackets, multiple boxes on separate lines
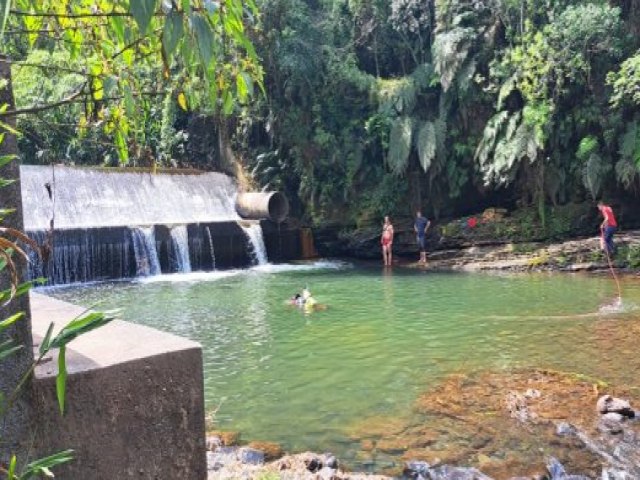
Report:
288,287,323,311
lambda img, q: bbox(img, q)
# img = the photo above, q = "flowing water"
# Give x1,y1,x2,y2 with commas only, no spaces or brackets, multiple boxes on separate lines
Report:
20,165,239,230
130,226,161,276
43,265,640,473
240,222,268,265
169,225,192,273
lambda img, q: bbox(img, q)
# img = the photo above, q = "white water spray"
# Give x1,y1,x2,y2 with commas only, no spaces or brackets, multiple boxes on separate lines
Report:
240,222,268,266
131,226,161,276
170,225,191,273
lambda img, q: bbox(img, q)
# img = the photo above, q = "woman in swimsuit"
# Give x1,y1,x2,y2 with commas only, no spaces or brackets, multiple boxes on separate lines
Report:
381,216,394,266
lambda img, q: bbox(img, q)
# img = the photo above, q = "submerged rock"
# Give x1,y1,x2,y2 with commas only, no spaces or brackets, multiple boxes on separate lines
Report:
237,447,264,465
403,460,430,478
427,465,493,480
247,441,284,461
555,422,577,437
546,457,590,480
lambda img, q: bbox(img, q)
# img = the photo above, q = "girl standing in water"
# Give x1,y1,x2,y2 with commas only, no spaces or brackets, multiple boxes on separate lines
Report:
381,216,394,266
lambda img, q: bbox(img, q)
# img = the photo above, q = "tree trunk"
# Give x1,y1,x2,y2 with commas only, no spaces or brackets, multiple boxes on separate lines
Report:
0,54,34,467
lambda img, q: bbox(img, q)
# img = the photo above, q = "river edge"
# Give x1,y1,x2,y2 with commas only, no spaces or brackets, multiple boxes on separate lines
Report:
207,235,640,479
396,230,640,275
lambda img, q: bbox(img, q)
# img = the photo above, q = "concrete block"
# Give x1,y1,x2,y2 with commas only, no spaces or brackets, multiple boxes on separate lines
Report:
30,292,207,479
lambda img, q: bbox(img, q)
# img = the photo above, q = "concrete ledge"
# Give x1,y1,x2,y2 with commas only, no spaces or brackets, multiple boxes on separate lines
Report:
30,292,207,479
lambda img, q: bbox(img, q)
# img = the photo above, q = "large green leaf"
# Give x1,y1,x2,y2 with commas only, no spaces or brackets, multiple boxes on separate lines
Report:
39,321,54,356
191,12,215,66
50,311,116,349
56,345,67,414
130,0,159,35
162,11,184,58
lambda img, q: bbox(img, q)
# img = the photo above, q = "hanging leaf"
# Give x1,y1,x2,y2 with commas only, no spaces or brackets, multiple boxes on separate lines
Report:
222,90,234,115
241,72,254,98
114,128,129,164
191,12,215,67
0,311,24,332
386,116,413,176
177,92,188,111
236,73,248,104
130,0,159,35
0,0,11,38
416,122,436,173
56,345,67,414
162,11,184,59
110,16,126,44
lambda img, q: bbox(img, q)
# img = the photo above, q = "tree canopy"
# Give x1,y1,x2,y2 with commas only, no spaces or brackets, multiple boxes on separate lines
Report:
4,0,640,226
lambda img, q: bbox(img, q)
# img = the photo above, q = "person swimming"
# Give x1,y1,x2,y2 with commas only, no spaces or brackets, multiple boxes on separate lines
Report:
288,287,325,311
289,293,304,306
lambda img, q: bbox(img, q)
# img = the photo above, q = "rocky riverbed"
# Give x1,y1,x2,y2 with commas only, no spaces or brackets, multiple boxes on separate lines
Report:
206,367,640,479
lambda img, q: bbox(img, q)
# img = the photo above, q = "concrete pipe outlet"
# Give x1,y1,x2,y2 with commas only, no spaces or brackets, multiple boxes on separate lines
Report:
236,192,289,223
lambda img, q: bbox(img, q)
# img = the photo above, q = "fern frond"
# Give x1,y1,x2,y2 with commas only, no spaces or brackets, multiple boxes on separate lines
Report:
474,110,510,165
432,27,474,92
497,75,517,111
416,121,436,173
386,116,414,175
620,121,640,167
377,77,417,115
615,158,639,190
456,59,477,94
477,111,539,185
582,153,610,199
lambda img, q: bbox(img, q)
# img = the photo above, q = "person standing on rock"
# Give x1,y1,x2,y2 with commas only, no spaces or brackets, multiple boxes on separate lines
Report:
597,201,617,256
414,211,431,265
381,216,394,266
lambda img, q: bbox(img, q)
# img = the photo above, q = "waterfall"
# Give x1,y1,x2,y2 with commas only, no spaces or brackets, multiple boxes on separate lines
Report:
205,226,216,271
26,228,134,285
131,226,161,276
240,222,268,266
169,225,191,273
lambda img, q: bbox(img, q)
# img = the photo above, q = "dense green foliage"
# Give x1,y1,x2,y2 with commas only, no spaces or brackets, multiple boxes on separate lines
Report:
238,0,640,225
6,0,640,226
2,0,262,166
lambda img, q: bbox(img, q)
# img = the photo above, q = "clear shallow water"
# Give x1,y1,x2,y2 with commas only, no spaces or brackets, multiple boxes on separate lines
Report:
43,263,640,469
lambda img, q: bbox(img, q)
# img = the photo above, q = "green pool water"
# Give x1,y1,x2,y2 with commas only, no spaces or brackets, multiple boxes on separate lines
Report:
44,262,640,471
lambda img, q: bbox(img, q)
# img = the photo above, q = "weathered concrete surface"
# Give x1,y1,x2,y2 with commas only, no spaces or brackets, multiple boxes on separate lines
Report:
0,54,34,468
30,292,207,479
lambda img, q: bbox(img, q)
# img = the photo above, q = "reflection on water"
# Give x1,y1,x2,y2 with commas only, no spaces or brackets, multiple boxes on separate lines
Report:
44,266,640,473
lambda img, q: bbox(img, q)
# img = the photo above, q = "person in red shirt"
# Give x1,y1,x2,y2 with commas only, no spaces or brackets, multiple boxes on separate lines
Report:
597,201,617,255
